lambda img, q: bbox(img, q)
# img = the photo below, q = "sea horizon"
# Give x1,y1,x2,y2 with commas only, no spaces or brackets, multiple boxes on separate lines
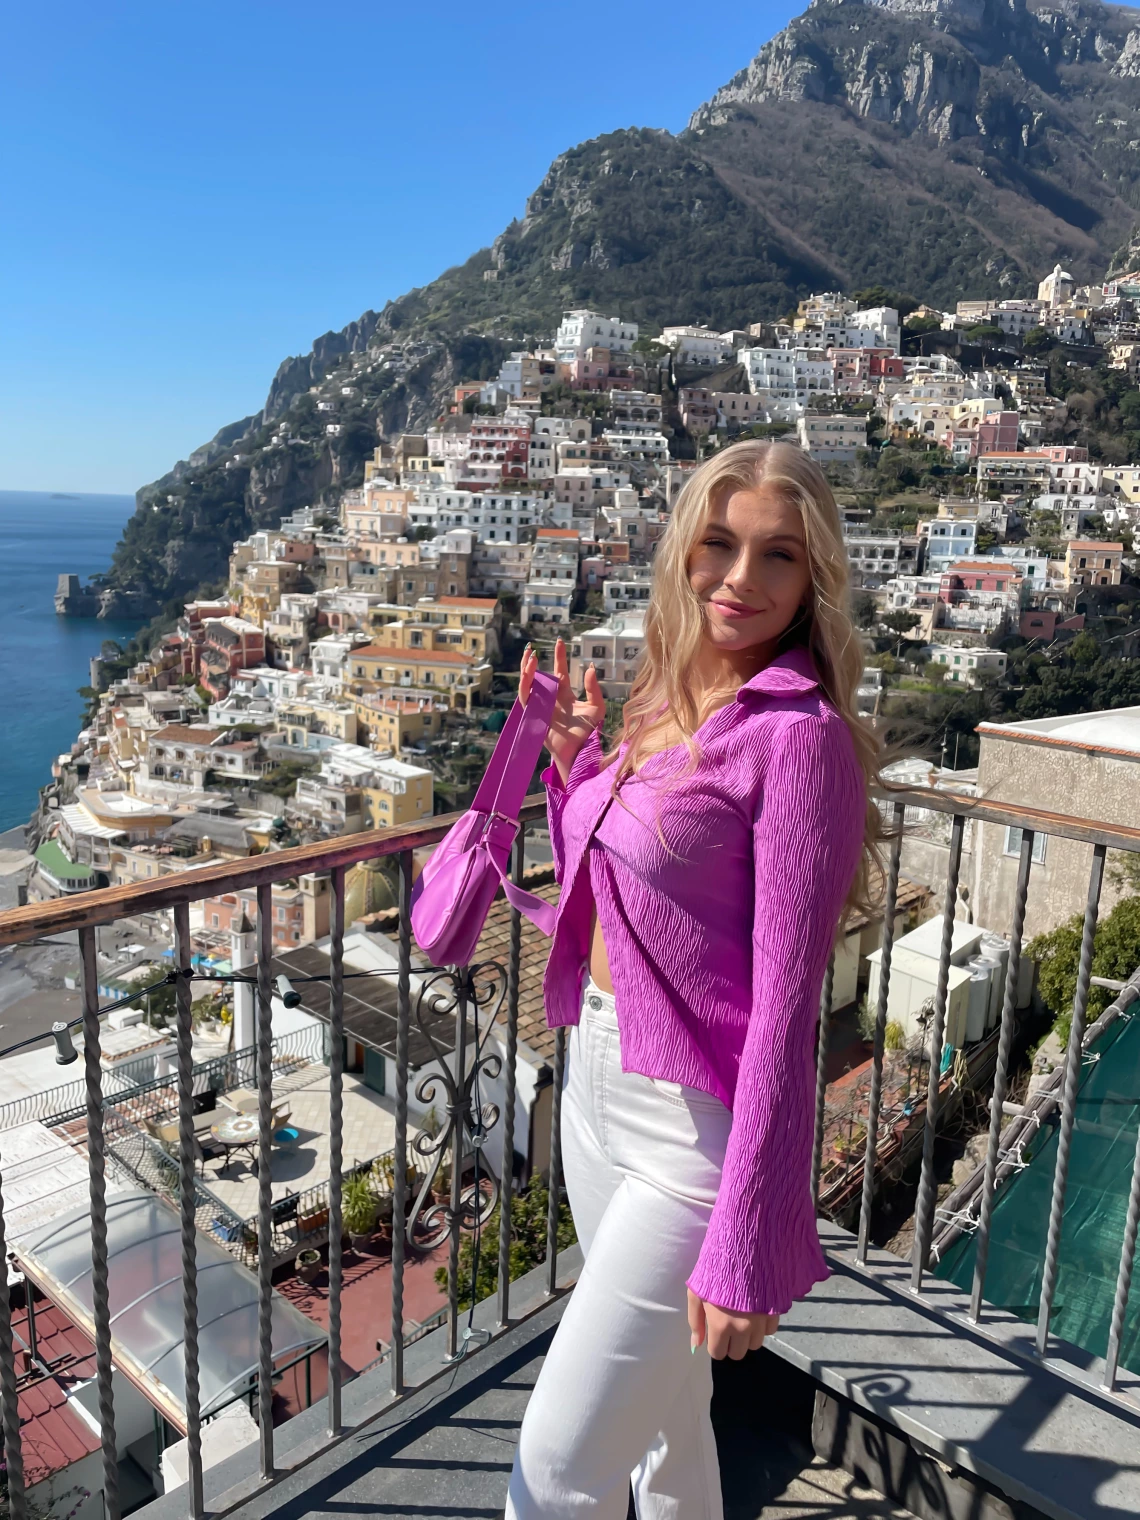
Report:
0,489,142,832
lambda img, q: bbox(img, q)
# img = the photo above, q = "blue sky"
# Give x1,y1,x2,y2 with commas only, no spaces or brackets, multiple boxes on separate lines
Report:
2,2,801,495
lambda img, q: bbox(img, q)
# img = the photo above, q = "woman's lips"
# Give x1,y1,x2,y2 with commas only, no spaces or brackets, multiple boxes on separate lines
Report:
710,599,760,620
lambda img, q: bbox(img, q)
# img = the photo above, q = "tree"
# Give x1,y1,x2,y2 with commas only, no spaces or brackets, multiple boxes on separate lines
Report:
1028,896,1140,1046
1022,327,1055,356
851,590,878,629
881,610,922,655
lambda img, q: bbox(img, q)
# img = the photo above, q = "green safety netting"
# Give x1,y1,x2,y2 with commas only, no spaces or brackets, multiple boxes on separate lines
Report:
937,1005,1140,1376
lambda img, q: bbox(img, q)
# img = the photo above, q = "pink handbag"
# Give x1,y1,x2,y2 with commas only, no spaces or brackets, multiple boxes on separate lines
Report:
410,670,560,965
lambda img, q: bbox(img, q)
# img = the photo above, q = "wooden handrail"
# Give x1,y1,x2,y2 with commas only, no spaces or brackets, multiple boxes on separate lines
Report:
3,784,1137,950
0,796,550,947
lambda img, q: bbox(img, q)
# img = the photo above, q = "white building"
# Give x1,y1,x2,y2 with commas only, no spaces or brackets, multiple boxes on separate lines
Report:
555,310,638,360
739,347,835,417
796,414,866,461
927,646,1009,686
659,326,734,367
414,489,554,545
521,530,580,627
923,518,978,573
569,613,646,699
600,429,670,463
604,567,654,617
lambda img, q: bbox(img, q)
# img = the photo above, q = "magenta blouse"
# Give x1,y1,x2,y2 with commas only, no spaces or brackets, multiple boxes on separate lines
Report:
541,644,865,1316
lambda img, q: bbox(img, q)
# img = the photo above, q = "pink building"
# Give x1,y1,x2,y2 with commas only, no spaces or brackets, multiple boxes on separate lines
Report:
199,617,266,699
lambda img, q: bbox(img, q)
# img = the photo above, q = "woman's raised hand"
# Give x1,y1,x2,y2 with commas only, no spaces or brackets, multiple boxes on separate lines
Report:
519,636,606,785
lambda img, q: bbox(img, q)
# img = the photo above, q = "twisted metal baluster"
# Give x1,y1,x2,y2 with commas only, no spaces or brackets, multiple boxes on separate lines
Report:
173,906,203,1517
80,925,118,1520
970,830,1035,1321
255,885,275,1477
446,971,470,1361
910,813,964,1290
811,955,836,1207
1036,845,1105,1356
1105,1095,1140,1390
497,833,524,1329
0,1135,27,1520
390,850,412,1398
546,1027,567,1296
326,866,345,1437
857,805,905,1260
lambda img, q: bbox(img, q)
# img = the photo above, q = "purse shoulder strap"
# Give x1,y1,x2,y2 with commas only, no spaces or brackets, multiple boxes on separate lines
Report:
471,669,559,823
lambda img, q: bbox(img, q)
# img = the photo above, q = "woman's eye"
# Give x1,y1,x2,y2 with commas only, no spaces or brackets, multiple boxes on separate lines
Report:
768,549,794,561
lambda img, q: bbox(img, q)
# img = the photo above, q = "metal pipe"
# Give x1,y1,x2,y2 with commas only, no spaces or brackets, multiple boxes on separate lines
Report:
326,866,345,1438
857,804,905,1260
497,831,524,1329
0,1135,27,1520
1035,844,1106,1357
970,830,1034,1321
389,851,412,1398
80,924,119,1520
173,905,203,1519
910,812,965,1290
546,1027,567,1296
254,884,275,1477
1104,1110,1140,1389
811,955,836,1207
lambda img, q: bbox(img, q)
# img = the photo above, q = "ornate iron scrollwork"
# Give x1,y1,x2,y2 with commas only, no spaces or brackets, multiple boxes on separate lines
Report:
407,960,506,1250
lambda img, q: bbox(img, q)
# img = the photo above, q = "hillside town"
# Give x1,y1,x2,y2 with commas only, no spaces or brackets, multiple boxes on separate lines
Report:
6,282,1140,1518
33,263,1140,921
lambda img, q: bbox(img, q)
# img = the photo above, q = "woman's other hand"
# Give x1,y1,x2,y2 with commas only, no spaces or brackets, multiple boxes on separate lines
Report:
687,1288,779,1360
519,636,605,786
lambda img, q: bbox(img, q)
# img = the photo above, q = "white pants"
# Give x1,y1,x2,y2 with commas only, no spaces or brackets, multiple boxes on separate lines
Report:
506,981,733,1519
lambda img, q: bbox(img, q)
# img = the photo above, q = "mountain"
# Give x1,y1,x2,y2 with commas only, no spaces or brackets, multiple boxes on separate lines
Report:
104,0,1140,617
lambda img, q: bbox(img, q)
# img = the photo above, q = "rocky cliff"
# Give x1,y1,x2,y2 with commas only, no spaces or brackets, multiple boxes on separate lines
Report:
95,0,1140,620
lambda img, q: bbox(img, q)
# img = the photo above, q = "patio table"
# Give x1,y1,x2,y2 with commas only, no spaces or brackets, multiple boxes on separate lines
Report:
210,1113,261,1175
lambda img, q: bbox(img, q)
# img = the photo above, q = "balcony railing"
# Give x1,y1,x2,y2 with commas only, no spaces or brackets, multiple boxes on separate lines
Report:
0,783,1138,1520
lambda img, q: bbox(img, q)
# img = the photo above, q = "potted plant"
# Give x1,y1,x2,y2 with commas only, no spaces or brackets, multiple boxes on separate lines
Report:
295,1248,321,1283
432,1156,452,1206
374,1193,394,1253
342,1171,378,1251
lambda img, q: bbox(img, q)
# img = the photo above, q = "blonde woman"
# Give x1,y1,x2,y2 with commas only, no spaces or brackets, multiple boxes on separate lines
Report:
506,439,880,1520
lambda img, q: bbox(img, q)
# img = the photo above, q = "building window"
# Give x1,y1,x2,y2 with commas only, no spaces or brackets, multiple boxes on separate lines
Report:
211,914,219,927
1003,827,1047,864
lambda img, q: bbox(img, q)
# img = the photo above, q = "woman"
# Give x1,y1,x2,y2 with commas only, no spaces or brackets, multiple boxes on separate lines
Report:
507,439,880,1520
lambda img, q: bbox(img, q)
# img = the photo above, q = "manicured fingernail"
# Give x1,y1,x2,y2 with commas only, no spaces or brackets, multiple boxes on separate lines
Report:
691,1338,698,1354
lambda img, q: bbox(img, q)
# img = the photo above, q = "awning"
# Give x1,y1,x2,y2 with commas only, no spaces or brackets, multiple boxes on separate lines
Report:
15,1190,326,1432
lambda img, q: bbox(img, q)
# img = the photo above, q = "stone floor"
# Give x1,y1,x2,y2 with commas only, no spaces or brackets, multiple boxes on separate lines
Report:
200,1067,408,1219
183,1283,917,1520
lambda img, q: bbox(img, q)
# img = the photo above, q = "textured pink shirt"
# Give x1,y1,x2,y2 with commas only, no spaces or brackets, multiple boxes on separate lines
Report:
541,645,865,1316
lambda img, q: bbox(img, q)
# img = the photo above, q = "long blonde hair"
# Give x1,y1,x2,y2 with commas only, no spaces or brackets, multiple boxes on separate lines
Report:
608,438,884,919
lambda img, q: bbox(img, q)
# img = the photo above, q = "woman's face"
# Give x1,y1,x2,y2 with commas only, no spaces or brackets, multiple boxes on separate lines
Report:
688,483,813,657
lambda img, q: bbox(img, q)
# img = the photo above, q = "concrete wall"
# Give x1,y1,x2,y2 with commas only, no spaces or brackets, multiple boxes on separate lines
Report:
972,734,1139,940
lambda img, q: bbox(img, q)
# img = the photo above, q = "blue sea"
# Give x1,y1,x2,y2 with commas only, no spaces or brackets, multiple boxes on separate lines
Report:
0,490,143,831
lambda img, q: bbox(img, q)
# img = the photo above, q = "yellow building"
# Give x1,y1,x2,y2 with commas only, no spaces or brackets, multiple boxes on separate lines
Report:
1100,466,1140,503
361,760,434,829
276,698,358,746
348,645,492,711
345,486,416,537
365,596,501,661
1063,541,1124,588
353,691,446,750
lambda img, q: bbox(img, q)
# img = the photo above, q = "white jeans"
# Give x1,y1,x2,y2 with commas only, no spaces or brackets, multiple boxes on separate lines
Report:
506,980,733,1519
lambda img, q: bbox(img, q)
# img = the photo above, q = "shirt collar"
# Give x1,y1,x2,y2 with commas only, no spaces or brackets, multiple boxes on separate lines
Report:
737,644,821,698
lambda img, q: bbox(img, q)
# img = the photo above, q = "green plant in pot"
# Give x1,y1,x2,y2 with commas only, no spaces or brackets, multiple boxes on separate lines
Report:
342,1171,378,1249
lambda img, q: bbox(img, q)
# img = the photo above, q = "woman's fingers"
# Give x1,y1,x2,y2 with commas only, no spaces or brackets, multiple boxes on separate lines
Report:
582,661,606,718
687,1289,706,1354
553,635,569,686
518,643,533,706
